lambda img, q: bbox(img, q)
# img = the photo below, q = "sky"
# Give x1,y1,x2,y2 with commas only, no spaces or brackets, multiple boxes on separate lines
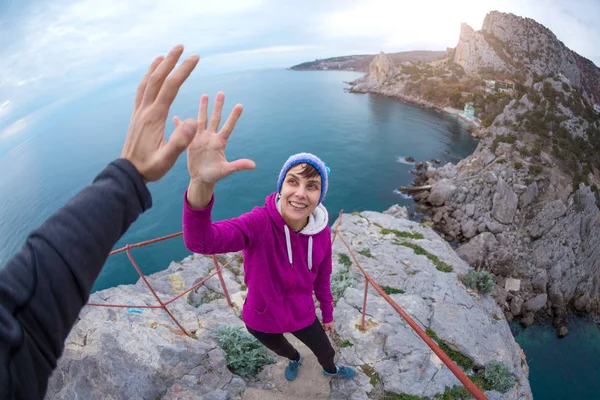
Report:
0,0,599,145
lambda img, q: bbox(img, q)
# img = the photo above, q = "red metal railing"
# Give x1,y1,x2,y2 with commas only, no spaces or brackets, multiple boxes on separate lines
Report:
332,210,486,400
88,211,487,399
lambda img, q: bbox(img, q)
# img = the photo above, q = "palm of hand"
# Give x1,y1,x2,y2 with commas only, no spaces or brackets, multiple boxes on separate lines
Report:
187,127,230,184
182,92,254,185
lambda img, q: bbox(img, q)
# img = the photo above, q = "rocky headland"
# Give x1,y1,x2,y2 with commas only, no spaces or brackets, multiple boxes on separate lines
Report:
346,11,600,337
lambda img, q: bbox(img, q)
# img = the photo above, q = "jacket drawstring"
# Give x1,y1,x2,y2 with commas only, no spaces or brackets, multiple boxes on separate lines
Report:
284,225,293,267
308,236,313,271
284,226,314,270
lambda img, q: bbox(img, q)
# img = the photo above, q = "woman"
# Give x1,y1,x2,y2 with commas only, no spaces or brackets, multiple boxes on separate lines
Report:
181,92,355,381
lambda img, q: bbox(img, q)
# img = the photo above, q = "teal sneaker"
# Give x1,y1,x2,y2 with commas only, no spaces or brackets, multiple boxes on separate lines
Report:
322,365,355,379
285,354,302,381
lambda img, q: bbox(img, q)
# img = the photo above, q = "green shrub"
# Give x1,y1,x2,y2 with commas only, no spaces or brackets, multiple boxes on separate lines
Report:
514,161,522,170
358,249,374,258
331,266,355,302
426,329,474,371
381,227,424,240
436,385,471,399
361,364,382,386
529,164,543,176
484,361,517,393
382,286,405,295
399,242,453,272
215,327,276,377
338,253,352,267
464,269,495,293
384,393,429,400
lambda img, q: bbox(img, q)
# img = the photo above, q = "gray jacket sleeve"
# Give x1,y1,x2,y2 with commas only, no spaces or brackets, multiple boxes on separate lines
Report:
0,158,152,400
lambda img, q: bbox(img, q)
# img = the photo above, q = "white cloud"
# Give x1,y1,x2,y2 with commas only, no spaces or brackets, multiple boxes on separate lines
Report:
0,98,71,142
0,116,33,141
0,0,268,118
0,100,11,120
0,0,598,126
319,0,513,52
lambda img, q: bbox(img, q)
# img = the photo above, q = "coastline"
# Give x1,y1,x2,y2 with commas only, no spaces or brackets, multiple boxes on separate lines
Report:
346,81,483,136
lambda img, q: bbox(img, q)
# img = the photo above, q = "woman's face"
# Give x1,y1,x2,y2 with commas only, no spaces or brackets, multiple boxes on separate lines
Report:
280,163,321,230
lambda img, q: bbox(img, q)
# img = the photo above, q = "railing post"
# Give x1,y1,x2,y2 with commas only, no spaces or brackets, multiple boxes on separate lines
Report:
212,255,233,307
361,279,369,331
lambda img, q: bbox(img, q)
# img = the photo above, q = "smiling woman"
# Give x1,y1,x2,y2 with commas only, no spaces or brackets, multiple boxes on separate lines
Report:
181,92,355,380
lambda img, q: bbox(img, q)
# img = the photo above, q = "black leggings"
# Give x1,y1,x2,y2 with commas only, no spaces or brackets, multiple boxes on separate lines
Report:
246,318,336,372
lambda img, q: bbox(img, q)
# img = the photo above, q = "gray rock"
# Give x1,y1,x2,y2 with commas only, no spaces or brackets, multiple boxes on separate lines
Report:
510,297,524,316
383,204,409,220
477,222,487,233
531,270,548,293
520,182,538,209
492,287,508,306
557,326,569,338
455,232,498,268
414,191,429,202
513,184,527,194
452,209,465,219
528,200,567,238
483,171,499,184
524,294,548,313
520,313,535,327
465,192,475,204
461,219,478,239
425,167,439,180
465,203,475,217
485,219,504,234
427,179,457,206
492,179,518,224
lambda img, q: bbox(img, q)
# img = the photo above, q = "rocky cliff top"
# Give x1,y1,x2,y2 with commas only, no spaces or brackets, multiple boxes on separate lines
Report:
454,11,600,103
46,208,532,400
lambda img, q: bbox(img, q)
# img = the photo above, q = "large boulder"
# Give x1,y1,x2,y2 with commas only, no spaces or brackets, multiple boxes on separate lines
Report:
492,179,518,224
455,232,498,268
427,179,457,206
519,182,539,209
524,294,548,313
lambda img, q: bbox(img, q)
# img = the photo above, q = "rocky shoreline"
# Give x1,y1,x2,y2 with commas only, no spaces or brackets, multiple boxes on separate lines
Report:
343,11,600,338
348,78,483,136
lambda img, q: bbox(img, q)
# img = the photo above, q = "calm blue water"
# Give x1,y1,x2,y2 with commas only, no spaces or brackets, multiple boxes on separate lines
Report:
0,69,477,291
512,319,600,399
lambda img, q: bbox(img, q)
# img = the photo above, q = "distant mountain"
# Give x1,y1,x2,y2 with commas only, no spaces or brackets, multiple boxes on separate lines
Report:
290,51,447,72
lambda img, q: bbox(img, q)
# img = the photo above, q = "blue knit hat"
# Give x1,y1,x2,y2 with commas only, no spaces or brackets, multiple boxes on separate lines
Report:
277,153,330,203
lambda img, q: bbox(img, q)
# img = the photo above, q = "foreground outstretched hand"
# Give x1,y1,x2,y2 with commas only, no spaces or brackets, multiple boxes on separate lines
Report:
179,92,255,185
121,44,199,182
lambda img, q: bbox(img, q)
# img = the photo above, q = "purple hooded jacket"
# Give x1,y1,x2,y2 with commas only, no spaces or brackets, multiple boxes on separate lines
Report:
182,191,334,334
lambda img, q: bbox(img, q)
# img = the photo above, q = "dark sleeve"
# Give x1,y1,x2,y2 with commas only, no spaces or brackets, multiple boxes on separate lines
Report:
0,158,152,400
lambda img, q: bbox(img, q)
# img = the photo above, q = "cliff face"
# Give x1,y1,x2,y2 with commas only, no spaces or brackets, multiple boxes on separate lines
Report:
46,208,532,399
453,22,508,75
367,51,396,86
453,11,600,103
348,10,600,336
410,74,600,335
